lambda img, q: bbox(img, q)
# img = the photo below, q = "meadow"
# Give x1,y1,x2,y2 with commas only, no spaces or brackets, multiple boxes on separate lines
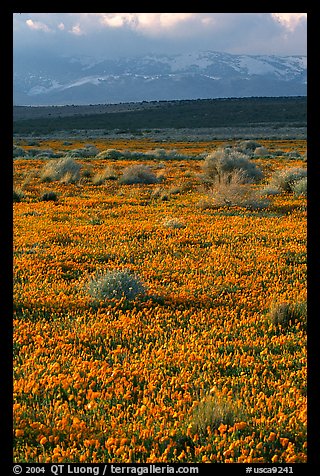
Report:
13,137,307,463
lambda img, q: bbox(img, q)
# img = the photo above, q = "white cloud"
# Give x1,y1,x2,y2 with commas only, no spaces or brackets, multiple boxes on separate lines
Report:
70,24,84,36
25,19,51,32
100,13,136,28
272,13,307,31
14,13,307,57
98,13,210,36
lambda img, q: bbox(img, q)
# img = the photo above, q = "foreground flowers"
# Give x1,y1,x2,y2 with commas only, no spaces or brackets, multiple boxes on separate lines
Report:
13,138,307,463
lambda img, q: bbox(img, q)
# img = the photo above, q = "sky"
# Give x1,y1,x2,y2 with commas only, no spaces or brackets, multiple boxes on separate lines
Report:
13,13,307,59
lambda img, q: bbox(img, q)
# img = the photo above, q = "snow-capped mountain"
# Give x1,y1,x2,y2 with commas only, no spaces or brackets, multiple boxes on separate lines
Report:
13,51,307,105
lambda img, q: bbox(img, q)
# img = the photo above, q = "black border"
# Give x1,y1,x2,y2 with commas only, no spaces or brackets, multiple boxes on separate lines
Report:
4,6,318,473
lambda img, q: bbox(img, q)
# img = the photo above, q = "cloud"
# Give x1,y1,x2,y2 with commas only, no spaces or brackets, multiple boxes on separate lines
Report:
272,13,307,31
14,13,307,58
69,24,84,36
25,19,51,33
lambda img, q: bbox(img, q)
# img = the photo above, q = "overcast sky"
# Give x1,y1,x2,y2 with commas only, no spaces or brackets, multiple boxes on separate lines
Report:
13,13,307,59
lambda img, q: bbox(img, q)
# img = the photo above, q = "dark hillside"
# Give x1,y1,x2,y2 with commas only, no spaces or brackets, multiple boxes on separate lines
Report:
13,97,306,135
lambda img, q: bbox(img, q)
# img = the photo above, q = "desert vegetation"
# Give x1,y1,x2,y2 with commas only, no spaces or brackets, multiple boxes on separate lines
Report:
13,136,307,464
13,97,306,135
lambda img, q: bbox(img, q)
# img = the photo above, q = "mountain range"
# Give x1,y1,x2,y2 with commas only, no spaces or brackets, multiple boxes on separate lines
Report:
13,50,307,106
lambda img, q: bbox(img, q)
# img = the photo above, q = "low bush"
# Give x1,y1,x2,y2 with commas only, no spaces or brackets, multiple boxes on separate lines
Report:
268,300,307,329
269,167,307,193
237,140,262,153
162,217,186,229
95,148,194,161
145,148,192,160
13,188,24,202
40,157,81,183
291,177,307,196
68,145,98,158
40,191,58,202
190,394,241,436
204,170,249,207
95,149,123,160
92,167,118,185
151,187,169,201
203,148,263,184
285,150,301,159
13,145,27,158
87,269,146,302
253,146,270,157
81,166,94,179
119,164,160,185
259,185,281,197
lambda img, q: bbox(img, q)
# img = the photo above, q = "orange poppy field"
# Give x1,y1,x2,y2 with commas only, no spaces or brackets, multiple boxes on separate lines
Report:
13,137,307,463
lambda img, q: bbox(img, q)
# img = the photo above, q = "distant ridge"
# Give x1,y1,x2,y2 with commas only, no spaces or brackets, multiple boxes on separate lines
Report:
13,50,307,106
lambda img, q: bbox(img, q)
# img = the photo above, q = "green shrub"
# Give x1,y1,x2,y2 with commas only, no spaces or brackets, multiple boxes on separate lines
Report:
191,394,241,436
291,177,307,196
92,166,118,185
269,167,307,193
269,301,307,329
203,148,263,183
13,145,27,158
253,146,270,157
40,191,58,202
237,140,262,154
95,149,123,160
162,217,186,229
13,188,24,202
151,187,169,201
87,269,146,302
119,164,160,185
145,148,192,160
40,157,81,183
81,166,94,179
259,185,281,197
204,170,249,207
285,150,301,159
68,145,98,158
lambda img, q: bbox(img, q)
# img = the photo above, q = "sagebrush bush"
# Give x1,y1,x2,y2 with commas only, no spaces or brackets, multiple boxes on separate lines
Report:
205,170,249,207
253,146,270,157
151,187,169,201
237,140,262,153
269,301,307,329
87,269,146,302
40,191,58,202
13,188,24,202
95,148,194,161
259,185,281,197
81,166,94,179
40,157,81,183
34,151,62,159
119,164,160,185
269,167,307,193
68,145,98,158
95,149,123,160
200,169,270,209
203,148,263,183
92,166,118,185
291,177,307,196
13,145,27,158
162,217,186,229
145,148,192,160
191,395,241,436
285,150,301,159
